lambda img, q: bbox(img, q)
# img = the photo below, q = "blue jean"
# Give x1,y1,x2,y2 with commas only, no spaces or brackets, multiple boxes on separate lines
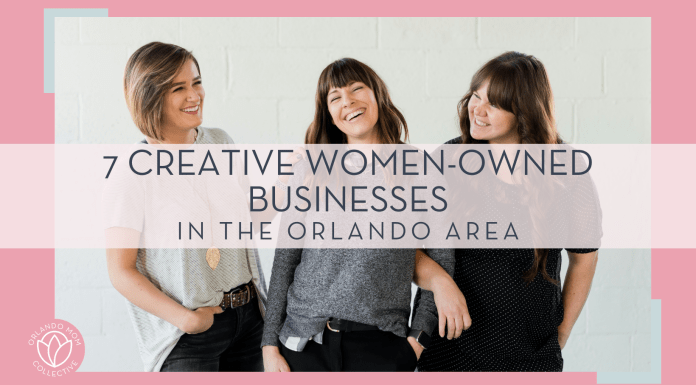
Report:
160,300,264,372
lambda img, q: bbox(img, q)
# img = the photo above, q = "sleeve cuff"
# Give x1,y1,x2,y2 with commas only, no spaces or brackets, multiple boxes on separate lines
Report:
411,311,438,337
260,333,280,348
407,329,432,349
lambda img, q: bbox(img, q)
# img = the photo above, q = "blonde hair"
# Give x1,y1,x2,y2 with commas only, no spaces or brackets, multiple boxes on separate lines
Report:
124,42,200,141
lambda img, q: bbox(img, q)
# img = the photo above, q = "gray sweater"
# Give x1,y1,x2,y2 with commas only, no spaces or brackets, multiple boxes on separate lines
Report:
261,156,454,348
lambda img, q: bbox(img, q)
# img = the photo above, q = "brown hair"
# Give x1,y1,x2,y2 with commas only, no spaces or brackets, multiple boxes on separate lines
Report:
458,51,562,285
305,58,408,145
124,42,200,141
458,51,560,146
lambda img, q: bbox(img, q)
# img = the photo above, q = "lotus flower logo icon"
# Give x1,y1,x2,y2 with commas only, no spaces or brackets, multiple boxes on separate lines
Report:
28,320,84,376
36,331,73,368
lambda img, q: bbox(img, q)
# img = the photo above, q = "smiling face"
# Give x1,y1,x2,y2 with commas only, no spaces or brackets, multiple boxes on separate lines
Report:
327,81,380,144
468,80,519,144
161,59,205,136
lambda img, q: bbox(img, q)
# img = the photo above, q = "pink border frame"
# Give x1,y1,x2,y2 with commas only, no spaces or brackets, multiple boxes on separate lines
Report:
1,2,694,384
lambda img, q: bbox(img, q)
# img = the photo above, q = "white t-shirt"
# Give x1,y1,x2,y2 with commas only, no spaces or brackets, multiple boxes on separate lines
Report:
102,127,266,371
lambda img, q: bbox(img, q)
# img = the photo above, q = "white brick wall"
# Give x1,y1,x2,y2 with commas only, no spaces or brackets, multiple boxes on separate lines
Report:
54,17,652,372
479,18,575,50
280,18,378,48
379,18,477,50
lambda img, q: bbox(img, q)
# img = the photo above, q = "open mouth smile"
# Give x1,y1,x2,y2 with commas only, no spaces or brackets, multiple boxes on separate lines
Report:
474,118,490,127
182,105,200,114
346,108,365,122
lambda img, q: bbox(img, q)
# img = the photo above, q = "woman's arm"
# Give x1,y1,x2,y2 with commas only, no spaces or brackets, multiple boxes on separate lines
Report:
260,248,303,372
413,249,471,340
105,228,221,334
558,250,599,349
259,249,303,372
262,346,290,372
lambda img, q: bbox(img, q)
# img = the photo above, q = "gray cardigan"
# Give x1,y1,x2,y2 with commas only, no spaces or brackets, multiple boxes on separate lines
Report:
261,156,454,348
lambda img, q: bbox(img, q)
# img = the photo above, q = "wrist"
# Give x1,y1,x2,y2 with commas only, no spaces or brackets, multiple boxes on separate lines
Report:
558,325,572,338
263,345,281,354
432,274,456,294
176,309,196,333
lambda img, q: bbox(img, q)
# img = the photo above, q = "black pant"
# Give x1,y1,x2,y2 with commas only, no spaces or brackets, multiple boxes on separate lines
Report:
280,328,418,372
160,300,264,372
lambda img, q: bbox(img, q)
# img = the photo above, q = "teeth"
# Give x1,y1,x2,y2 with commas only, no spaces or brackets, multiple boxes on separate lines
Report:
183,105,199,112
475,119,489,126
346,109,365,121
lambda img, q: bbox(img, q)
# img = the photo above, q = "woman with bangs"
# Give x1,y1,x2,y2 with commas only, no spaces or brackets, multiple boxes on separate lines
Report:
412,51,602,371
261,58,454,372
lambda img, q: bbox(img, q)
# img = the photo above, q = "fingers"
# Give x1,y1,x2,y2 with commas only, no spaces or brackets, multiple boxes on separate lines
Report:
407,337,423,360
446,316,456,340
461,299,472,330
463,311,472,330
446,310,472,339
196,306,223,314
453,316,463,339
438,312,446,338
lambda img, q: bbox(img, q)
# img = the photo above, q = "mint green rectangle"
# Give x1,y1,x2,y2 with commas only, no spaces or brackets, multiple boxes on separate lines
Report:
597,299,661,384
44,8,108,93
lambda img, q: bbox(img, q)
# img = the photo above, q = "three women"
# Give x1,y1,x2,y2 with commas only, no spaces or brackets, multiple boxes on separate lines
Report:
108,42,599,372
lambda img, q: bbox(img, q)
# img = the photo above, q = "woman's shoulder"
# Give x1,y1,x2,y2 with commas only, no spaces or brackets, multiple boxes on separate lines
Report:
444,136,463,145
197,127,235,144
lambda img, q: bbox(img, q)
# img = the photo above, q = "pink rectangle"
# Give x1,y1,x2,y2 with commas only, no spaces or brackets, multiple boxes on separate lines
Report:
0,145,54,248
652,146,696,248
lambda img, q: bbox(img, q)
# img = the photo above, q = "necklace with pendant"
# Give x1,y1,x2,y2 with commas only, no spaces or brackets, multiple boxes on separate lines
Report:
205,247,220,270
150,128,219,270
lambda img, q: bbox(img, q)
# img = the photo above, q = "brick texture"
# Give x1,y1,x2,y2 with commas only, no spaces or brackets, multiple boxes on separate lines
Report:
54,17,651,372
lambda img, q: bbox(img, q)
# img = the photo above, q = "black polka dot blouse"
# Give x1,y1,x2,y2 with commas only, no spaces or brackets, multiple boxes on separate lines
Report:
414,138,601,372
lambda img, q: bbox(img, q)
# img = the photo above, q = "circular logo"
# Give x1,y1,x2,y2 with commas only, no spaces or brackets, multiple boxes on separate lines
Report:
28,319,85,377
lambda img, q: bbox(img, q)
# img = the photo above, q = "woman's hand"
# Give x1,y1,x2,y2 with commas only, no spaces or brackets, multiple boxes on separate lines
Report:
558,330,570,350
557,250,598,351
407,336,424,360
263,346,291,372
179,306,223,334
278,147,305,184
433,277,472,340
412,249,472,340
107,242,219,336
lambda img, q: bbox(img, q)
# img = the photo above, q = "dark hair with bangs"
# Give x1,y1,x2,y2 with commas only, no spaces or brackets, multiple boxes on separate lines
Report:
457,51,563,285
305,58,408,144
457,51,561,145
124,42,200,141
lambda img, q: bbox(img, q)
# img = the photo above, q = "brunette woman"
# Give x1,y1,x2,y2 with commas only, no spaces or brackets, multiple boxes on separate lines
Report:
261,58,454,372
104,42,267,372
413,51,601,372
